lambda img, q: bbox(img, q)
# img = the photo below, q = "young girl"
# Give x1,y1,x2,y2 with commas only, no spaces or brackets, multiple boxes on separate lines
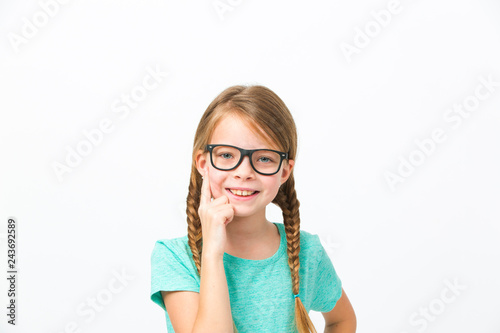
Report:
150,85,356,332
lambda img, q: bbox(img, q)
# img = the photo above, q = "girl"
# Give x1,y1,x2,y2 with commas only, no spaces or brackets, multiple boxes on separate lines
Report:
150,85,356,332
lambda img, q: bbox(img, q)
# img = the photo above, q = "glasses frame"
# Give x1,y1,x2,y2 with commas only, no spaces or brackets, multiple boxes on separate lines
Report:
205,144,289,176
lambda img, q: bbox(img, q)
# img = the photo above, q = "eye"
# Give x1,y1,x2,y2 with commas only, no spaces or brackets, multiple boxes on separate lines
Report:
258,156,273,163
255,152,277,163
219,153,233,159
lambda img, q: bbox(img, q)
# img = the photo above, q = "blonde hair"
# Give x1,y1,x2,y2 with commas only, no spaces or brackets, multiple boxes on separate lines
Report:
186,85,317,332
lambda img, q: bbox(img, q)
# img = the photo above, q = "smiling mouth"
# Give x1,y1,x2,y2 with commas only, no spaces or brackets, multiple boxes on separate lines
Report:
226,189,259,196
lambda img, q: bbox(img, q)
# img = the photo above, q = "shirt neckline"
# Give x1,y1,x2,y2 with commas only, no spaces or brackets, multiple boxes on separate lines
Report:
223,222,285,266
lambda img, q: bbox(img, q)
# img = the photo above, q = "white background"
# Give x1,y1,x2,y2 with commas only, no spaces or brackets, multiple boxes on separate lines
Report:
1,0,500,332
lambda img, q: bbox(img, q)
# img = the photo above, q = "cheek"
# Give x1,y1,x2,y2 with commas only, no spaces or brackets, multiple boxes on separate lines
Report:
264,178,281,197
208,171,227,197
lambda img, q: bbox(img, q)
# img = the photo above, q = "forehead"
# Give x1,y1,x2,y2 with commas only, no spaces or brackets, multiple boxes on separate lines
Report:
210,114,278,150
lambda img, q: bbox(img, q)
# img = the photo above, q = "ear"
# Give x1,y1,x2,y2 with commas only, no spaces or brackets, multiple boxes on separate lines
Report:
195,149,209,176
280,159,294,185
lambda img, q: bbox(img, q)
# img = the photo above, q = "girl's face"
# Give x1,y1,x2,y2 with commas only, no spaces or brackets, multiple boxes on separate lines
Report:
196,114,294,218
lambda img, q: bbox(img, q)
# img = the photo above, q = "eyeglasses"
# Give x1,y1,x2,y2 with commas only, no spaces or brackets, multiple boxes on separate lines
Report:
205,144,289,176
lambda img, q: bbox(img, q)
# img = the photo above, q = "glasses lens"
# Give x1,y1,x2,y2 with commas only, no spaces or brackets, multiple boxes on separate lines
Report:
252,150,281,174
212,146,241,170
211,146,281,174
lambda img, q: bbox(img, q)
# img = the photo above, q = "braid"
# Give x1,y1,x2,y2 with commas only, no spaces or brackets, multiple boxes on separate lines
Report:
185,170,239,332
274,175,318,333
275,177,301,295
186,170,203,276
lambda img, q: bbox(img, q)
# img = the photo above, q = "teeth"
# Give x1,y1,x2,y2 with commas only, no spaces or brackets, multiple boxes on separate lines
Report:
229,189,256,196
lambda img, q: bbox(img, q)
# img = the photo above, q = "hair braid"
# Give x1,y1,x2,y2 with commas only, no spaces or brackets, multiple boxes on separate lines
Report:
274,175,318,333
186,169,203,276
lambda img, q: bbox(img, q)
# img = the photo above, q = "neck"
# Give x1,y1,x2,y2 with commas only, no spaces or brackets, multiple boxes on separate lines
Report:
224,210,274,250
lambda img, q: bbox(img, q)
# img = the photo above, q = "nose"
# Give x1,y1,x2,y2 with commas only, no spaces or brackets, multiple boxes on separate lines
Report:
233,155,256,179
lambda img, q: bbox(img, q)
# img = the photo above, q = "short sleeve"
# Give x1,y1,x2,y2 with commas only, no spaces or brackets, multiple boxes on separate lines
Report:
150,239,200,311
310,235,342,313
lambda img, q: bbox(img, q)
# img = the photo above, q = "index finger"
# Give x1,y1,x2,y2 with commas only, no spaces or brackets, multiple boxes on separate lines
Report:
200,168,212,204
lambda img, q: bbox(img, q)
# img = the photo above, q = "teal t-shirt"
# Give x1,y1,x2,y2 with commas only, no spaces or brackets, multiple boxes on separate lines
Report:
150,222,342,332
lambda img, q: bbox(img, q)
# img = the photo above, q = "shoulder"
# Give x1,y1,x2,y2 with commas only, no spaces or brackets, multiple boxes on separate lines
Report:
275,223,324,261
298,227,331,267
299,227,324,254
151,235,195,263
150,235,201,311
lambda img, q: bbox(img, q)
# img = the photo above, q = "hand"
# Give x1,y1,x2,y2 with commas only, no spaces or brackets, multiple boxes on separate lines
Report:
198,168,235,257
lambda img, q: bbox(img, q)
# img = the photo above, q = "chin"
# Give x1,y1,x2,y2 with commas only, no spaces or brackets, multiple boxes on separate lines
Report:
231,207,258,218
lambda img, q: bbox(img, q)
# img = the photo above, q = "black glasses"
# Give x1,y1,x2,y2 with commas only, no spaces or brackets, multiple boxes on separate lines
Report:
205,144,288,175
